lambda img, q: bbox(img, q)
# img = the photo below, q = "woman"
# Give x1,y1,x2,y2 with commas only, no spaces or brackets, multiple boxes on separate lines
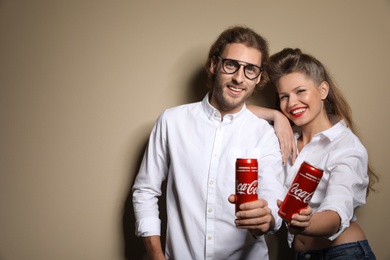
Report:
252,48,378,259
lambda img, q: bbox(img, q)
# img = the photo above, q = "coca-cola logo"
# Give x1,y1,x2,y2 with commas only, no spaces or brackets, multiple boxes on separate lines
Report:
237,180,258,195
288,183,313,203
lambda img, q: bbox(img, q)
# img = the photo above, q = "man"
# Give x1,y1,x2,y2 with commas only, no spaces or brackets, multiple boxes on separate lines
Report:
132,26,286,259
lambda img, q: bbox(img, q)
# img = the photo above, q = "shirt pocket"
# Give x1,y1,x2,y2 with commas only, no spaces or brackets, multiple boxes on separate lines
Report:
228,147,261,161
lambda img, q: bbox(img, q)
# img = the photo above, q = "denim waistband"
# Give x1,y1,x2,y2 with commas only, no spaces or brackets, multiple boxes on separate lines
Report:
295,240,376,260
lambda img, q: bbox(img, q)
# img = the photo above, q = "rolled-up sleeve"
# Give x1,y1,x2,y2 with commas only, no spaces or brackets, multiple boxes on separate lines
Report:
132,112,169,237
318,147,368,240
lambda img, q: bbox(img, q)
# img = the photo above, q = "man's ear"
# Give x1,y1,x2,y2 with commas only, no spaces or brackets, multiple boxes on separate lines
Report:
256,72,262,85
319,81,330,100
209,57,217,75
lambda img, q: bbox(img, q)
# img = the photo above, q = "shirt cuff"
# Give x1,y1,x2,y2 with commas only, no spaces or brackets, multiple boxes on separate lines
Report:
267,206,283,234
135,217,161,237
317,207,350,241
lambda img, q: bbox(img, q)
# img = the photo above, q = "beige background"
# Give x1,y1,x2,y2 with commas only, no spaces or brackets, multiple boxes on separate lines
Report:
1,1,389,259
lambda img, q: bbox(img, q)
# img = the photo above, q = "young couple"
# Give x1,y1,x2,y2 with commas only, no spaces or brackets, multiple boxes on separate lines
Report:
132,25,377,259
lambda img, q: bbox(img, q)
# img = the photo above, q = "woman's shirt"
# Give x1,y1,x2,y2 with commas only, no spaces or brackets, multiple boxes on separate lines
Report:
286,119,369,242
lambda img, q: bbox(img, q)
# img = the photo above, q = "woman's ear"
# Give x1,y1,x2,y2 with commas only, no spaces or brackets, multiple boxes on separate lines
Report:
319,81,330,100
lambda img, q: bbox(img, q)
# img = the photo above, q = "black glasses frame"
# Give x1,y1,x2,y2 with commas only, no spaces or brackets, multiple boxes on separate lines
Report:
216,56,263,80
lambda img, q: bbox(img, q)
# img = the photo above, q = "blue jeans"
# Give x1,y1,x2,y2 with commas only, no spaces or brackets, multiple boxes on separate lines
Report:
295,240,376,260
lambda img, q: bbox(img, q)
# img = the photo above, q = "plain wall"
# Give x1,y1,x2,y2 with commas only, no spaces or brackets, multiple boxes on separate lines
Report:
1,1,389,259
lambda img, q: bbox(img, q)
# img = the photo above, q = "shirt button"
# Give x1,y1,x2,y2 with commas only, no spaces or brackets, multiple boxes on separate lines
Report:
208,236,212,240
209,180,214,185
304,254,311,259
208,208,213,213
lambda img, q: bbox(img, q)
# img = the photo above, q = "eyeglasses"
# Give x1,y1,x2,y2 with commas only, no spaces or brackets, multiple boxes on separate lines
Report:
217,56,263,80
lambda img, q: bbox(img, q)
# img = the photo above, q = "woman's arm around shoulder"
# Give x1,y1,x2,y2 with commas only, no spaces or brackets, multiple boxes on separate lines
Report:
247,104,296,165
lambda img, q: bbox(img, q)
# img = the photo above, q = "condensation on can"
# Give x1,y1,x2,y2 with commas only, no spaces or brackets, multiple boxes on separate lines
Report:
278,161,323,221
235,158,258,213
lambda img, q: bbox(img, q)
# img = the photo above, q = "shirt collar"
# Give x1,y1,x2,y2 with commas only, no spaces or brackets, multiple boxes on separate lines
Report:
202,92,246,123
319,118,347,141
293,117,348,142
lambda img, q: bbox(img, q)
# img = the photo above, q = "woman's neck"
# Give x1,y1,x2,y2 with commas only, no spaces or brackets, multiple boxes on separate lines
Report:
297,114,333,152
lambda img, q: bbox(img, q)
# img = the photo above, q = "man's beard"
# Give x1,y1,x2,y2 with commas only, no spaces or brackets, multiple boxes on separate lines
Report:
211,82,249,112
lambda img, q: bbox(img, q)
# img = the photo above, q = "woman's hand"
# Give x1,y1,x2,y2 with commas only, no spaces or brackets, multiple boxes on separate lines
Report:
246,105,297,165
273,111,296,165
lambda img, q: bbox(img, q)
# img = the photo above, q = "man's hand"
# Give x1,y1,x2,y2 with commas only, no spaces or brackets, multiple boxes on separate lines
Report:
228,195,275,236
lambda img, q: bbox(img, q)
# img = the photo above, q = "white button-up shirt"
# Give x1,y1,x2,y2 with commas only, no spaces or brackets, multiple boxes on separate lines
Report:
286,119,369,244
132,93,285,259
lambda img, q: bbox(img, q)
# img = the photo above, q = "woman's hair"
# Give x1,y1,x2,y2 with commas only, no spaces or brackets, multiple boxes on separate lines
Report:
205,25,269,90
266,48,378,194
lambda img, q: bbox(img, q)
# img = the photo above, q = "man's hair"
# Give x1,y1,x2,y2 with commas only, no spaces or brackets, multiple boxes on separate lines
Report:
205,25,269,90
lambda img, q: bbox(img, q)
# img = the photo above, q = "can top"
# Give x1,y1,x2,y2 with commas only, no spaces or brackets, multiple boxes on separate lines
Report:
303,161,324,172
236,158,258,163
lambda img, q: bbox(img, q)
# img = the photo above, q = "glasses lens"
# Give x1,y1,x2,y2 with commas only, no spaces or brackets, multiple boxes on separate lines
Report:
244,65,261,80
222,59,240,74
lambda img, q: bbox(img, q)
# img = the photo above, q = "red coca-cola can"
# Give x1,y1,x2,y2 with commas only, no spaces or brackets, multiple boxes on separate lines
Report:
278,161,323,221
235,158,258,213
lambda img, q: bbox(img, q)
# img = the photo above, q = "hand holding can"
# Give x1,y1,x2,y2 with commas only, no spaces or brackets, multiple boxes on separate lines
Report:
278,161,323,222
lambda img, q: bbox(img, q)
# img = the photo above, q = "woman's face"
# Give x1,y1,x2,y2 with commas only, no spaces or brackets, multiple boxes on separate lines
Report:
276,72,328,127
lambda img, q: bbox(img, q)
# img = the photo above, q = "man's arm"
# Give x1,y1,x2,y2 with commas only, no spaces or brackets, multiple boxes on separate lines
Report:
143,236,166,260
133,112,169,259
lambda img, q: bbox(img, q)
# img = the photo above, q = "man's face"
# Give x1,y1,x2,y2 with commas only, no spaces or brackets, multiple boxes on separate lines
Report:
209,43,262,117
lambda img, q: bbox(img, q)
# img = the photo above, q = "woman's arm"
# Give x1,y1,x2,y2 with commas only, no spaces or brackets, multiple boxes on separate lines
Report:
286,204,340,237
247,105,296,165
295,210,340,237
